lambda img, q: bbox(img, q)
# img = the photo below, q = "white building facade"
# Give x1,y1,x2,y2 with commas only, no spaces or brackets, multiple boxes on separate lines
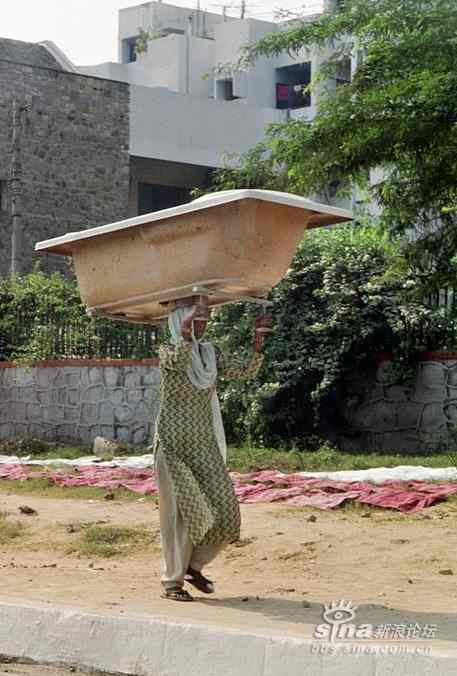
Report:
58,1,350,215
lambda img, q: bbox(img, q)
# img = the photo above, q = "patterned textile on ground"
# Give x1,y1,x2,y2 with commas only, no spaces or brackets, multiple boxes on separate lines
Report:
1,464,457,513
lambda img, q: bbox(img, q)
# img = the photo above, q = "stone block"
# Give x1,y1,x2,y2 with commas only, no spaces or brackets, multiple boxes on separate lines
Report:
420,403,447,433
20,387,38,403
142,369,160,386
0,422,15,439
15,423,29,437
51,388,67,405
351,401,395,433
64,407,80,422
445,402,457,425
83,385,104,403
384,385,410,402
37,368,53,389
47,405,65,422
135,401,151,422
88,425,101,440
88,367,104,384
77,425,92,444
8,386,19,402
28,423,46,437
447,363,457,387
64,370,80,387
99,402,114,424
142,388,156,405
81,404,98,422
382,431,423,453
27,404,42,420
114,403,134,423
412,363,446,403
124,370,140,389
447,385,457,402
375,361,394,384
417,362,446,387
104,367,120,387
115,426,131,442
67,388,80,405
105,387,124,405
395,402,423,430
79,369,90,387
3,369,20,387
11,402,26,421
52,370,65,388
411,386,445,404
0,388,10,402
37,390,51,405
14,367,35,387
100,425,115,440
133,427,147,445
126,389,143,404
56,424,78,440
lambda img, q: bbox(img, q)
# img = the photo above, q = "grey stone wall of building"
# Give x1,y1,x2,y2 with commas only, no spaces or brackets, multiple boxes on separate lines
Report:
342,358,457,453
0,364,161,446
0,45,130,274
0,39,62,69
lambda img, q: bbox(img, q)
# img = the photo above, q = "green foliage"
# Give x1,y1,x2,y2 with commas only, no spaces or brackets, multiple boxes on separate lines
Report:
222,0,457,289
209,223,457,446
0,271,157,363
135,27,166,54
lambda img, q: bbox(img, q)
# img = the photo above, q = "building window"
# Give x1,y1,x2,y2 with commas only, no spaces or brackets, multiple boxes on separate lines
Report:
335,58,351,87
138,183,191,216
275,63,311,110
0,181,8,212
122,38,138,63
215,78,239,101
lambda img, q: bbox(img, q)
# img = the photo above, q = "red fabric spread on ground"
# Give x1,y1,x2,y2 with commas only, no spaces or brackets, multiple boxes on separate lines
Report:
1,464,457,513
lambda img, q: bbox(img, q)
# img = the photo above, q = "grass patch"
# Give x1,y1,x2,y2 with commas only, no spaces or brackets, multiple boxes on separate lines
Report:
227,445,456,474
0,438,143,460
0,510,26,544
0,476,157,502
66,523,157,558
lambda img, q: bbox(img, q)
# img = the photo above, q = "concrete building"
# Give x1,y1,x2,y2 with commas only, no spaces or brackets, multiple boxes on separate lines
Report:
0,0,349,274
0,39,130,274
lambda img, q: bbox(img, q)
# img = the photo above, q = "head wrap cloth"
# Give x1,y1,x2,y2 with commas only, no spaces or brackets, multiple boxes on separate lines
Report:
168,306,227,463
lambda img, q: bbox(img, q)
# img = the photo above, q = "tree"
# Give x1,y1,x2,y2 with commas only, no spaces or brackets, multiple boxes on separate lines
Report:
217,0,457,290
208,223,455,447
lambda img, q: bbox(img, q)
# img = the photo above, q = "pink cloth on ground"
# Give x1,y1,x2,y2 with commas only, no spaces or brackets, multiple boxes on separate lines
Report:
1,464,457,513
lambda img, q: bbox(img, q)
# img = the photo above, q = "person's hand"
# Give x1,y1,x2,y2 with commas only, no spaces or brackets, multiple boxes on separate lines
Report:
180,297,209,340
181,309,196,340
253,314,273,352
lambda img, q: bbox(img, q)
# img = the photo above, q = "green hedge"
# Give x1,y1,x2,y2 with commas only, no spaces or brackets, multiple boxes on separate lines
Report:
0,272,157,362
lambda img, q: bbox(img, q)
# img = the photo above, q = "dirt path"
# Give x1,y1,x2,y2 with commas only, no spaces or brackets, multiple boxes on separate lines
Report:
0,663,89,675
1,491,456,643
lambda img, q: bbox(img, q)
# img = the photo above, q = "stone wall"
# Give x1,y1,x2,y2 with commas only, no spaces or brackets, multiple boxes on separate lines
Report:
0,46,130,274
342,354,457,453
0,360,160,446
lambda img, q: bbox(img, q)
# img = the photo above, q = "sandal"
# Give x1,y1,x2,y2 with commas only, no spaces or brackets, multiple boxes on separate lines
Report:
161,586,194,602
184,567,215,594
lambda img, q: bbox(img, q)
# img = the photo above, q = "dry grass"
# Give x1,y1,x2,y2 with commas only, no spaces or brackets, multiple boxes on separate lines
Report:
64,523,158,558
0,476,157,503
0,510,27,545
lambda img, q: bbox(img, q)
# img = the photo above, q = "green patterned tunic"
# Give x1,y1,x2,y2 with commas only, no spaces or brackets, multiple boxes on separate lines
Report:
155,340,263,546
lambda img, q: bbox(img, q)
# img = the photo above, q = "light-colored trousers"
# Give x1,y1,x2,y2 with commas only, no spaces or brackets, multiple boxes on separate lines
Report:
155,447,224,589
